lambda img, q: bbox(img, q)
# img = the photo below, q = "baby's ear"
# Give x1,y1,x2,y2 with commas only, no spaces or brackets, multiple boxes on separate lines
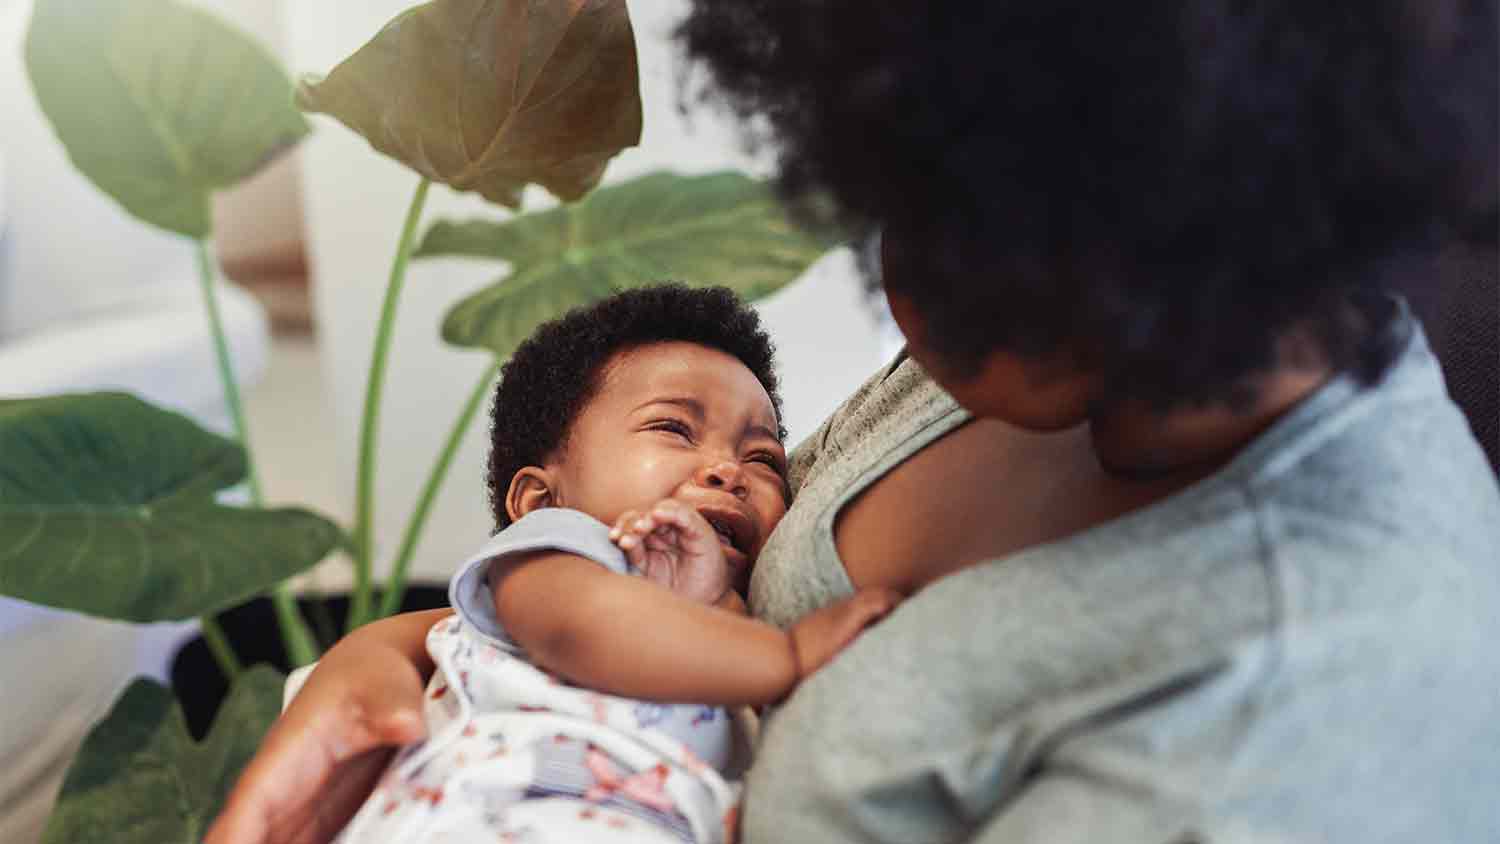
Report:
506,467,555,523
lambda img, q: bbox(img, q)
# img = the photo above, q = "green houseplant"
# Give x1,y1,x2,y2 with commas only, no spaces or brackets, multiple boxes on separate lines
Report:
0,0,841,838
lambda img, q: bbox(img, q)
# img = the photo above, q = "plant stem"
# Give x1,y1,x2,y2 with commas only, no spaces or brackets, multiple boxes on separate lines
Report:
195,239,319,669
199,615,243,678
378,359,500,618
196,240,264,504
348,177,432,632
270,589,319,668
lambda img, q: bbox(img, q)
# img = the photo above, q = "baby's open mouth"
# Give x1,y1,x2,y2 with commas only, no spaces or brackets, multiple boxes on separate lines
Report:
707,517,736,547
697,505,753,557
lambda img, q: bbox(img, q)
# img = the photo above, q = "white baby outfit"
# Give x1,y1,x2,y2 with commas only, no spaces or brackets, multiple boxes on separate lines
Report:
336,509,741,844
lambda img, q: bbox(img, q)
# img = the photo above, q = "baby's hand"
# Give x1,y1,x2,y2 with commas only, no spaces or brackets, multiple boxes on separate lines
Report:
610,498,731,605
787,587,903,680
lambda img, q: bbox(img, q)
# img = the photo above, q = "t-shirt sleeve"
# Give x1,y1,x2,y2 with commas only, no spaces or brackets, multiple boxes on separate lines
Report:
786,350,910,495
448,507,630,650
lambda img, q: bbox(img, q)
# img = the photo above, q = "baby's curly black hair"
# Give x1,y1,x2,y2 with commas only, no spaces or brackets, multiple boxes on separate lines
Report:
678,1,1498,408
485,283,782,531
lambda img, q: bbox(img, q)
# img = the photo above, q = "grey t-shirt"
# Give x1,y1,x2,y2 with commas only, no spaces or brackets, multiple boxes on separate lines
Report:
744,302,1500,843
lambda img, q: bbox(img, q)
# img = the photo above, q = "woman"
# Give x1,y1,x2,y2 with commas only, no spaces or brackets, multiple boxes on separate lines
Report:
208,2,1499,842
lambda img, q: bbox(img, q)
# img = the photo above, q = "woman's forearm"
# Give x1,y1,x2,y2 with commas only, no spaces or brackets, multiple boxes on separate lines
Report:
204,610,447,844
342,607,452,679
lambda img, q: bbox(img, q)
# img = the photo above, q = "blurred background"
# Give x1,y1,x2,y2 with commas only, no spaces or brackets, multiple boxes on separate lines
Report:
0,1,898,839
1,0,899,589
278,0,899,591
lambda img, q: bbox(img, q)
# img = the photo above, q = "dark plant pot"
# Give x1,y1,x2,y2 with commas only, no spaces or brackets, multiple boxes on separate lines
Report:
170,586,450,739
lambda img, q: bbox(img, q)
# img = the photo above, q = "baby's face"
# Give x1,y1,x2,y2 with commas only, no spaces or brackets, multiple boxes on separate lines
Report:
549,341,789,586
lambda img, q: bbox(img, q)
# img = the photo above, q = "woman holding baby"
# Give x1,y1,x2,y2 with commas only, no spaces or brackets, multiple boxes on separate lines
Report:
210,2,1500,842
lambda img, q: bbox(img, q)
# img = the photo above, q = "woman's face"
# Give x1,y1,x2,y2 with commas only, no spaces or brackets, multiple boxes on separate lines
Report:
881,240,1097,432
540,341,790,590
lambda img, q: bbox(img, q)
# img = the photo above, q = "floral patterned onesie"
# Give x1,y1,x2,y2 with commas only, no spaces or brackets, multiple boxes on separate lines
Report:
335,509,743,844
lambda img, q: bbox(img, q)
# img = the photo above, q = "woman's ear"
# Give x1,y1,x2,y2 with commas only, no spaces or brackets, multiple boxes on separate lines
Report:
505,467,556,523
885,290,928,350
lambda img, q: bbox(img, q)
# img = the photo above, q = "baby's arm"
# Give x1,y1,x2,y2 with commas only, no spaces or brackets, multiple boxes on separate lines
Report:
492,551,898,707
610,497,741,605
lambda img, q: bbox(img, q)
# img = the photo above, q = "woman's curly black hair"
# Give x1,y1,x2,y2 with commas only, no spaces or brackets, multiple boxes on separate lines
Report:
486,283,782,531
678,1,1498,408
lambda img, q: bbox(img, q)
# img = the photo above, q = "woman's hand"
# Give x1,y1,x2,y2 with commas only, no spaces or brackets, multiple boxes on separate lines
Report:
204,610,447,844
610,497,731,605
787,587,904,680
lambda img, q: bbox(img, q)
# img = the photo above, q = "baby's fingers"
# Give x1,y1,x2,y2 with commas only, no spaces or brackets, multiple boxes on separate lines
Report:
611,510,656,552
648,499,716,547
610,510,646,544
642,524,681,554
610,510,659,572
848,586,903,623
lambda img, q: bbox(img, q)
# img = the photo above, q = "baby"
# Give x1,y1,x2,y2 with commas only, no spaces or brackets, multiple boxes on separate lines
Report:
333,285,900,844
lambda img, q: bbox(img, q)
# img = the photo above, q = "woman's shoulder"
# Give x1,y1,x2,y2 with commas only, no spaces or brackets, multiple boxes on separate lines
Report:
747,311,1500,842
786,351,963,493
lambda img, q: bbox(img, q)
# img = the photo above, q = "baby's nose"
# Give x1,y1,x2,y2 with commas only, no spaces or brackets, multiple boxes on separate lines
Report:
696,460,747,497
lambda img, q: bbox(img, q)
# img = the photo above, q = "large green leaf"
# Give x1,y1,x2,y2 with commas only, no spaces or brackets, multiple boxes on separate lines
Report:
0,394,342,622
25,0,310,237
418,170,844,358
297,0,641,208
43,665,284,844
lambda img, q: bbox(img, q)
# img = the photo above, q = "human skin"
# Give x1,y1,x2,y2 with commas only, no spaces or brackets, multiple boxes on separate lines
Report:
490,341,900,704
203,607,448,844
506,340,791,598
831,245,1333,602
204,299,1336,844
204,0,1486,833
204,342,900,844
204,331,1330,844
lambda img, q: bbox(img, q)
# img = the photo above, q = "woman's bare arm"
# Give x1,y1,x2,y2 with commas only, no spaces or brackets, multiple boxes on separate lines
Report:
204,608,450,844
206,559,895,843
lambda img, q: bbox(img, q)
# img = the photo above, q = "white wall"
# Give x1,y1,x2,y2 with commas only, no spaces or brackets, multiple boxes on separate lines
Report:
0,6,281,841
193,0,306,269
0,0,305,340
284,0,892,585
0,0,192,337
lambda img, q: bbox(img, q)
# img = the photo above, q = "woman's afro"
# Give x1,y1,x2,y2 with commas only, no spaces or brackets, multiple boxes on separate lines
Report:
678,0,1497,408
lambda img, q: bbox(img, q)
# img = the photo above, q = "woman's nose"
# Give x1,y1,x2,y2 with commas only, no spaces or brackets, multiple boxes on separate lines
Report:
695,460,747,498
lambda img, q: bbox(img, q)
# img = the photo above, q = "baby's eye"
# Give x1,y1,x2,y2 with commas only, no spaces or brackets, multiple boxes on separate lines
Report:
747,451,787,475
648,419,693,440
